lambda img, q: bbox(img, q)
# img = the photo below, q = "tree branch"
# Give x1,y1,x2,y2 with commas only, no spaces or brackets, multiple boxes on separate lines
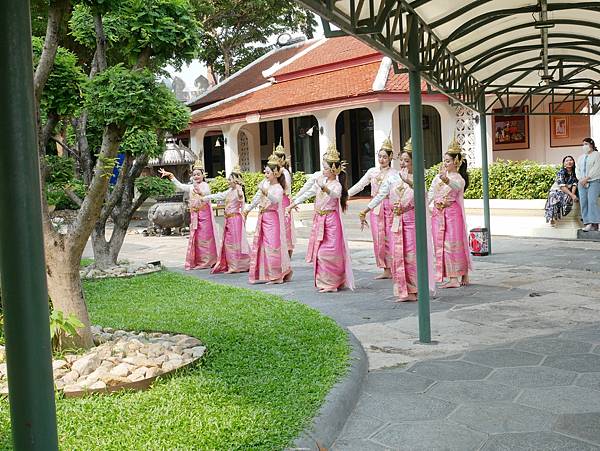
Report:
64,187,83,207
40,112,60,158
68,124,123,258
92,11,108,74
134,47,152,70
34,0,70,110
98,154,132,224
50,136,81,163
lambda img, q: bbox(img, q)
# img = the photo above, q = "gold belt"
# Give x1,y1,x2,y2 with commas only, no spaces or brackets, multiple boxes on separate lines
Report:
190,204,208,212
316,209,335,216
393,205,414,215
224,212,240,218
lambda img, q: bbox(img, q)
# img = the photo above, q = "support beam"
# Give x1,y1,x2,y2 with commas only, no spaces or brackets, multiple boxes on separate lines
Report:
479,97,492,254
0,1,59,449
408,14,431,344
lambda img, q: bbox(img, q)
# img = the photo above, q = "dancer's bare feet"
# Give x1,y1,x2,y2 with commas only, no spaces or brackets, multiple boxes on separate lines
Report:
395,294,417,302
441,278,460,289
374,268,392,280
266,278,284,285
461,274,470,286
319,287,338,293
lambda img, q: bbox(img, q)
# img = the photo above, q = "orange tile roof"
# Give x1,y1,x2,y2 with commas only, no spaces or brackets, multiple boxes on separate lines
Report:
188,42,312,110
274,36,379,76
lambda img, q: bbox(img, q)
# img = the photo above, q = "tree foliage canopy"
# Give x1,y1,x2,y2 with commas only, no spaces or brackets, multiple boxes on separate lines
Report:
192,0,316,78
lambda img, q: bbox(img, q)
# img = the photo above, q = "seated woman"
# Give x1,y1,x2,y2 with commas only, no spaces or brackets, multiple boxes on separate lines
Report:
545,156,578,225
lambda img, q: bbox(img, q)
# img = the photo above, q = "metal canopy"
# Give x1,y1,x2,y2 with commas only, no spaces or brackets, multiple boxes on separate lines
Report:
298,0,600,115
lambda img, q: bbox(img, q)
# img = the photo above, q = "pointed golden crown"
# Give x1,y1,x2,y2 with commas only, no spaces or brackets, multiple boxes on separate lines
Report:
266,152,283,176
447,134,463,155
230,165,244,184
380,137,393,152
275,137,285,154
193,159,204,171
324,142,341,163
403,137,413,153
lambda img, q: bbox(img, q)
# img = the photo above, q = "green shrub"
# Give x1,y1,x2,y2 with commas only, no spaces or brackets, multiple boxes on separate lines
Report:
425,160,559,200
45,155,76,184
46,179,87,210
209,171,308,201
135,176,175,199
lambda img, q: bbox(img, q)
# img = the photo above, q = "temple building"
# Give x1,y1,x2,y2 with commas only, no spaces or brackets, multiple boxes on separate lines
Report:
184,35,598,181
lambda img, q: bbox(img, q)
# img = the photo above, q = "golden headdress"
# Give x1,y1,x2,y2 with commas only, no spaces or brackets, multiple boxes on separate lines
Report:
192,159,205,171
273,138,288,167
403,137,413,153
230,164,244,185
324,142,348,175
379,136,394,158
446,134,465,167
266,152,283,177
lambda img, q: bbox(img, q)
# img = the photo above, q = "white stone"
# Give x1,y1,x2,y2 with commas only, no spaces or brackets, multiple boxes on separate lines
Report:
0,363,7,375
145,367,161,378
88,381,107,390
109,363,132,377
161,359,182,373
176,337,202,348
52,359,68,370
190,346,206,358
71,355,99,377
62,370,80,385
63,384,82,394
126,372,145,382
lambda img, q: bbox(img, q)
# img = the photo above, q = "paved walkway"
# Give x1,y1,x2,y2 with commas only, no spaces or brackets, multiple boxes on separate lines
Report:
85,224,600,450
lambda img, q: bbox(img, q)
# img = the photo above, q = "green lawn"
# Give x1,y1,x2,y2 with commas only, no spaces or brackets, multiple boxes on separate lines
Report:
0,271,349,450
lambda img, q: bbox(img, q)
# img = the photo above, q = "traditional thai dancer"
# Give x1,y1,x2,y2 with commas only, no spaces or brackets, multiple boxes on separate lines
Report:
159,162,219,270
359,139,435,301
348,138,398,279
243,153,292,284
428,137,472,288
274,140,296,257
287,144,354,292
200,166,250,274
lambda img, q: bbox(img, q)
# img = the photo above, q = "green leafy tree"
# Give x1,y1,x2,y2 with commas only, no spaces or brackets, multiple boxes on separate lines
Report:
34,0,201,348
192,0,316,80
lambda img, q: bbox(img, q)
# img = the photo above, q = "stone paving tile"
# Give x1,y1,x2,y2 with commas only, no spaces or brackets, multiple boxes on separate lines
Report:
512,337,594,355
575,372,600,391
352,392,456,423
553,412,600,446
593,345,600,355
486,366,578,388
543,353,600,372
481,431,600,451
462,349,544,367
560,327,600,344
364,370,435,395
517,386,600,414
333,413,386,441
426,380,520,403
448,402,555,434
406,360,492,381
331,438,391,450
370,420,487,451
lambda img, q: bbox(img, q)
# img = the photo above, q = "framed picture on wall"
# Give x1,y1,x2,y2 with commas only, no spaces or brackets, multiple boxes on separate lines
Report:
550,100,590,147
553,117,569,138
492,106,529,151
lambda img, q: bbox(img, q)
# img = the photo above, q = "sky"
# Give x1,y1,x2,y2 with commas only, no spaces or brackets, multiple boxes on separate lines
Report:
165,14,325,91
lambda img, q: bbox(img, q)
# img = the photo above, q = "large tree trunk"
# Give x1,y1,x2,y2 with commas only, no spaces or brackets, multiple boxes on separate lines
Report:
91,154,148,270
44,235,94,349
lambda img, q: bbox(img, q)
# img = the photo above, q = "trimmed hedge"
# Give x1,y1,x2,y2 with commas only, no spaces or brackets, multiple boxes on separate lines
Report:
209,171,308,201
425,159,559,200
